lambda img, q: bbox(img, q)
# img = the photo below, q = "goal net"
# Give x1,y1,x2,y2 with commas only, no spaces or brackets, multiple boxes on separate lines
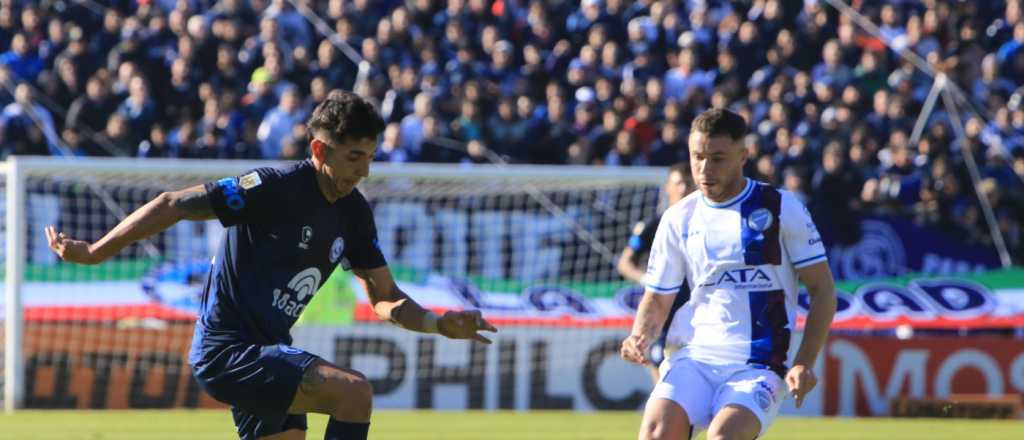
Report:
1,157,664,411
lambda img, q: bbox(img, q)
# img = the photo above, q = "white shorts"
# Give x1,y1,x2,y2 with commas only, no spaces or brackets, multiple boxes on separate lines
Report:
649,357,786,437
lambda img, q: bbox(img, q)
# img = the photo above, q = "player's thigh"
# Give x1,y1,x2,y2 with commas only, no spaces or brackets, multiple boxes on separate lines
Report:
287,358,373,420
639,398,693,440
642,358,714,439
709,368,786,439
259,429,305,440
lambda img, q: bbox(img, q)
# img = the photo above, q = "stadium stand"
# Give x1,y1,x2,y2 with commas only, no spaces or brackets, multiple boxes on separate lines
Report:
0,0,1021,260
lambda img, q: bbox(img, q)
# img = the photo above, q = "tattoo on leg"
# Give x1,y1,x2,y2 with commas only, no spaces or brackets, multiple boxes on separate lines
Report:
300,367,327,394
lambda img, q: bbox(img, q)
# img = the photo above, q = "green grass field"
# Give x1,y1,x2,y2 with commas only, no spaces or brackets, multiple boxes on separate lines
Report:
3,410,1023,439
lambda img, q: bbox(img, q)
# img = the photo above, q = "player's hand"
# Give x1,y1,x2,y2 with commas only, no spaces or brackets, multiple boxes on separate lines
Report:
45,226,100,264
438,310,498,344
785,364,817,408
620,334,649,365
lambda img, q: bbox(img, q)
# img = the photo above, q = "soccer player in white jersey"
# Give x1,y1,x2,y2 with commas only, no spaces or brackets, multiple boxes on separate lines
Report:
620,108,837,440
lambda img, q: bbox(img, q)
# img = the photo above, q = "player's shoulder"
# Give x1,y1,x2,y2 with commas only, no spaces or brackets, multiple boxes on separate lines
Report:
663,191,701,221
238,160,311,188
748,179,805,208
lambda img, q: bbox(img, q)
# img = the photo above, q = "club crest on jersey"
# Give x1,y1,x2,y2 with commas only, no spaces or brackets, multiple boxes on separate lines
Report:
330,236,345,263
299,226,313,249
747,208,773,232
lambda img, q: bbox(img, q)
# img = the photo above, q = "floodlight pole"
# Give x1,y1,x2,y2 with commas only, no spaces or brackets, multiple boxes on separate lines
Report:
908,74,947,148
941,89,1014,268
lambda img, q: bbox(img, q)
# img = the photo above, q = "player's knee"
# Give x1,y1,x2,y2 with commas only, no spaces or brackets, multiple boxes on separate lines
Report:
638,419,677,440
325,370,372,422
705,426,756,440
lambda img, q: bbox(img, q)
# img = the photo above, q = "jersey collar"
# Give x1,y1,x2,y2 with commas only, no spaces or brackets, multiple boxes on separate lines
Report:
701,178,753,208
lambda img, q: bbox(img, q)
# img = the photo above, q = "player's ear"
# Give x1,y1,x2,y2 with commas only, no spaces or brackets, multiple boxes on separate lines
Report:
310,138,327,163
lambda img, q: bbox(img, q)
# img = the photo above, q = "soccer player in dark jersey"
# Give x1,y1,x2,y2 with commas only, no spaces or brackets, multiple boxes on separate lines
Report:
45,91,497,440
617,162,695,383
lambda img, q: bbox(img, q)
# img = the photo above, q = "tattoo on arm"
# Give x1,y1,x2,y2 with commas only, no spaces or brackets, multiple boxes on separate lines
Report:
299,365,327,394
173,188,215,220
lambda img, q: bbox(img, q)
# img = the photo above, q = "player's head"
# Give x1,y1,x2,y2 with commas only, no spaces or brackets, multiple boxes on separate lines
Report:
307,91,385,200
688,108,748,201
665,161,695,205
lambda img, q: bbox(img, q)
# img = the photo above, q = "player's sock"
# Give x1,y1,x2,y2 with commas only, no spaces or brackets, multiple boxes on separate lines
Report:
323,418,369,440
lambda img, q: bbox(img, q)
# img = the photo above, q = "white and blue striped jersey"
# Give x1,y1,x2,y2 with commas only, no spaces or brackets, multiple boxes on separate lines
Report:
643,178,827,375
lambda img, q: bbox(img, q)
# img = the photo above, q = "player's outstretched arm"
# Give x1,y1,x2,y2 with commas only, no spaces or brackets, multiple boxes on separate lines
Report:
45,184,216,265
354,266,497,344
616,247,646,284
786,261,837,408
620,290,675,365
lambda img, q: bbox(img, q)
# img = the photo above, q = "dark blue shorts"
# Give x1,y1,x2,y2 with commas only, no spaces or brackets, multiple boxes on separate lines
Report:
191,343,320,440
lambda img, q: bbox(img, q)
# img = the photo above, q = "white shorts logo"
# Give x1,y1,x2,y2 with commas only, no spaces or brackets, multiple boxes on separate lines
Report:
755,388,773,411
330,237,345,263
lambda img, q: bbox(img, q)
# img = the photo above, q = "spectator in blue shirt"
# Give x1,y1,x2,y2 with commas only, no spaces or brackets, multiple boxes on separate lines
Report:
0,33,43,82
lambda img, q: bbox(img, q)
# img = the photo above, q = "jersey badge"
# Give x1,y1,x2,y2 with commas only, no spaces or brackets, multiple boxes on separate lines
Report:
239,172,262,189
747,208,774,232
330,236,345,263
299,226,313,249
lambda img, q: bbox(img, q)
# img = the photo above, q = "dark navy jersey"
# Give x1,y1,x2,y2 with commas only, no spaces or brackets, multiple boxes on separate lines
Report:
627,215,661,257
628,213,690,339
189,160,386,364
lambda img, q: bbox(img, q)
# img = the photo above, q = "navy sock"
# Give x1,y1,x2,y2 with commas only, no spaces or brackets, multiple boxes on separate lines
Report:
324,418,369,440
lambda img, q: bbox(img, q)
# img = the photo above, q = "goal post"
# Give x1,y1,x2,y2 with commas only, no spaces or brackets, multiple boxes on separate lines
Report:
1,156,668,412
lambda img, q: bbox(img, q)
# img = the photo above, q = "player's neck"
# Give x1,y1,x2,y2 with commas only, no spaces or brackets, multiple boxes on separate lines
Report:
704,177,748,203
313,168,340,203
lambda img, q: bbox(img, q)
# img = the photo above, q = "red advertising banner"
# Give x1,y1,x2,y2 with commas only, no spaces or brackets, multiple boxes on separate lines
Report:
6,320,224,409
824,336,1024,416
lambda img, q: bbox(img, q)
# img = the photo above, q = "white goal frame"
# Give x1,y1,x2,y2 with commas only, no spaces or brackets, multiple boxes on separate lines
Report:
1,155,666,412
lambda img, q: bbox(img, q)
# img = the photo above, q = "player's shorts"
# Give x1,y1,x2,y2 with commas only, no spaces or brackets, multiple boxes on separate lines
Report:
649,357,786,438
191,342,320,440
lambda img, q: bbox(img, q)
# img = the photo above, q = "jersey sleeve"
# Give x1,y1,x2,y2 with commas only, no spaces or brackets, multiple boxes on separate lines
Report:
642,209,687,294
203,168,283,227
780,190,828,269
341,191,387,270
627,217,660,253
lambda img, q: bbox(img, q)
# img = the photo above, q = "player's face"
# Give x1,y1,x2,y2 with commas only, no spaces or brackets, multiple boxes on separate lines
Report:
313,136,377,200
689,131,747,202
664,170,695,205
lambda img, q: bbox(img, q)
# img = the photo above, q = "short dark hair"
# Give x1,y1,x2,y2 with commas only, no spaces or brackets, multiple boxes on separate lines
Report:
308,91,385,144
691,108,747,141
669,161,692,181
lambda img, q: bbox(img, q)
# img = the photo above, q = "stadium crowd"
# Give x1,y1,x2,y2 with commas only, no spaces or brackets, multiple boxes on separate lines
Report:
0,0,1022,258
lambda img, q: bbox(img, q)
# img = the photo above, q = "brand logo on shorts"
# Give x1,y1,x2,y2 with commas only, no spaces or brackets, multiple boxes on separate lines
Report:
279,345,304,355
299,226,313,249
747,208,773,232
330,237,345,263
